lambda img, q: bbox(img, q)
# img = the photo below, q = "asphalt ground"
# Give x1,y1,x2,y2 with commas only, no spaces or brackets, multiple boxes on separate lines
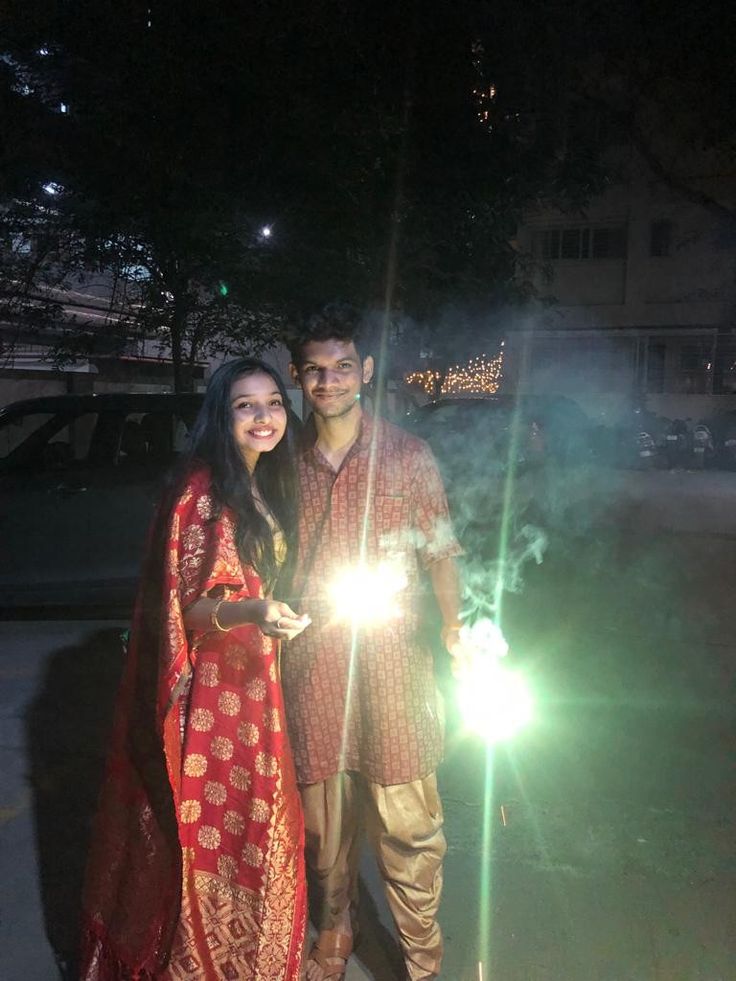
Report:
1,469,735,980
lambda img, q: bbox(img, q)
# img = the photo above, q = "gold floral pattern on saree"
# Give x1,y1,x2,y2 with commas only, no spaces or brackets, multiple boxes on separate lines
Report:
183,753,207,777
190,708,214,731
197,825,221,850
263,707,281,732
241,842,264,867
255,751,278,777
198,662,220,687
204,781,227,805
180,800,201,823
196,493,214,519
229,765,251,791
224,810,246,835
210,735,234,760
218,690,241,715
245,677,266,701
237,721,259,746
249,798,269,822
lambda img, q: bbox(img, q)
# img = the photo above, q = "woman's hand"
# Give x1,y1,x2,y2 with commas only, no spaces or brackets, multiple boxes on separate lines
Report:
251,599,311,641
185,596,311,639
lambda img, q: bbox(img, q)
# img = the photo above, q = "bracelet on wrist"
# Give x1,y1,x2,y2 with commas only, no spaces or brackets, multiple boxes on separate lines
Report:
211,597,229,632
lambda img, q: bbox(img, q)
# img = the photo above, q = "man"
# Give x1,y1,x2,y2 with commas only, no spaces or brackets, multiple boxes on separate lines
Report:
283,303,464,981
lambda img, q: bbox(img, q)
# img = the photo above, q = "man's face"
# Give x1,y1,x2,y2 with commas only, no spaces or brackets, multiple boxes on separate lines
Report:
291,338,374,420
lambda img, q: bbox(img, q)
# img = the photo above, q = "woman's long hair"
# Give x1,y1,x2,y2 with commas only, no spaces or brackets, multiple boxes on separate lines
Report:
183,358,298,591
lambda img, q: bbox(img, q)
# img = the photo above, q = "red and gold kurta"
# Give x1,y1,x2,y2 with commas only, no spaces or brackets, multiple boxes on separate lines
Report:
282,415,462,787
81,468,306,980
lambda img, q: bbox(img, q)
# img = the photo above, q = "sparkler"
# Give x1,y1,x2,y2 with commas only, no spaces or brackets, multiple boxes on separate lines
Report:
455,618,533,744
328,562,408,626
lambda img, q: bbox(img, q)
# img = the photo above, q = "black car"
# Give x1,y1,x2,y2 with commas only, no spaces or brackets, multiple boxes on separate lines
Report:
0,392,203,608
407,394,596,467
404,394,597,562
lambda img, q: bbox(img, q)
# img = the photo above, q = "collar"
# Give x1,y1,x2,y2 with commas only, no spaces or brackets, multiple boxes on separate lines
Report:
300,410,376,462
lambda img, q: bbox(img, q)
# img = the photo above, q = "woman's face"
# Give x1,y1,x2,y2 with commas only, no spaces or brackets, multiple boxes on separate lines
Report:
230,370,287,470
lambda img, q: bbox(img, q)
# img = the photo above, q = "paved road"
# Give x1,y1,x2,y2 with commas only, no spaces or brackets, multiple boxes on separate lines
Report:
2,470,736,979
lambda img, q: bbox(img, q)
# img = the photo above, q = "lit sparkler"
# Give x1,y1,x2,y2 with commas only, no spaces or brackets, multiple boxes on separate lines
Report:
455,618,533,743
328,562,408,627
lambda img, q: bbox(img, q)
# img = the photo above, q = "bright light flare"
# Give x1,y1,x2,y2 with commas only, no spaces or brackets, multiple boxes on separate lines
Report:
328,562,408,626
455,619,533,743
260,225,272,239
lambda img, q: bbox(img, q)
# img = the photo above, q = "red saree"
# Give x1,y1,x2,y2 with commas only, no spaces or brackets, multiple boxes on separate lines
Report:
80,467,306,980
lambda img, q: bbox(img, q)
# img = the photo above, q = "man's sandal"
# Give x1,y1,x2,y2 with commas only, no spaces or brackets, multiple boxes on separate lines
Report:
307,929,353,979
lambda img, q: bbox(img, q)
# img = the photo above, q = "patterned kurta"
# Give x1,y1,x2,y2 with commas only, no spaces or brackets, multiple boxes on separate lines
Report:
282,415,461,787
80,468,306,980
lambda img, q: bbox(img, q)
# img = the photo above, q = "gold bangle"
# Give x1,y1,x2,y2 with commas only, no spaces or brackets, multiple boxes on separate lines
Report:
210,597,229,632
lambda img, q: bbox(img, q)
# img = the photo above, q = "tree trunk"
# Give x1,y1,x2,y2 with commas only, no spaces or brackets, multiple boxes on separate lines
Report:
170,287,195,393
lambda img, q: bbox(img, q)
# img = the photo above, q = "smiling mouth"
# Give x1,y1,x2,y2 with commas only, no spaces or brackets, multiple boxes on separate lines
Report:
249,429,277,438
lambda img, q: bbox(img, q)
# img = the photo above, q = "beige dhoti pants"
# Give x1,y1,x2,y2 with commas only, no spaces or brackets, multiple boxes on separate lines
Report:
301,771,446,980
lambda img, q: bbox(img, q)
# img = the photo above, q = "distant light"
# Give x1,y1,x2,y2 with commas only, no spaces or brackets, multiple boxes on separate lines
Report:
405,350,504,396
37,47,50,57
42,181,63,196
218,281,229,297
11,234,32,256
59,102,69,114
260,225,272,239
122,264,151,282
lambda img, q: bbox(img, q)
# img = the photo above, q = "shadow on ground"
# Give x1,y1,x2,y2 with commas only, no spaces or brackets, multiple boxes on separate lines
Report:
24,627,126,978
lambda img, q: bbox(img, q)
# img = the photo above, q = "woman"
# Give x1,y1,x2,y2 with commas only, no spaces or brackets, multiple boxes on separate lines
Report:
80,358,310,980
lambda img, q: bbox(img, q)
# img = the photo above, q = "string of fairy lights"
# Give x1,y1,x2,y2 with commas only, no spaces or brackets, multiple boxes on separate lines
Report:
404,347,504,396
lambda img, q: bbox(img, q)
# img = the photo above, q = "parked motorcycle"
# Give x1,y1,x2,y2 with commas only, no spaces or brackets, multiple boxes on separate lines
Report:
635,430,658,468
692,422,715,469
664,418,693,469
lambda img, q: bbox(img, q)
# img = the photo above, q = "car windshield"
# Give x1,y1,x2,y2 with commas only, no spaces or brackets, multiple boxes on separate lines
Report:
0,410,98,472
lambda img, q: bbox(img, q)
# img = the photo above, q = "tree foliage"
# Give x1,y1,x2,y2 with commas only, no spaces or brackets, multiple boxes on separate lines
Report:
2,0,730,388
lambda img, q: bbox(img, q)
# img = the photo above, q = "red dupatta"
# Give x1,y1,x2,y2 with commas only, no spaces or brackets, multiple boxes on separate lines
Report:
80,467,306,980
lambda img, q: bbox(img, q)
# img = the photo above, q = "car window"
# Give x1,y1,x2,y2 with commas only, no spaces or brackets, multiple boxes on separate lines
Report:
114,409,194,467
0,411,99,472
0,412,56,458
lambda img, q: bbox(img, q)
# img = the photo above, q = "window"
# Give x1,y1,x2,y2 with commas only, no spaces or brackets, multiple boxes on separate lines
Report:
646,342,666,394
650,219,673,257
0,412,98,472
591,226,627,259
677,342,712,394
534,225,627,260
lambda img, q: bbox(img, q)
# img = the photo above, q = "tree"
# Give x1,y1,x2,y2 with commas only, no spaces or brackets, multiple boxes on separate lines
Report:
1,0,633,389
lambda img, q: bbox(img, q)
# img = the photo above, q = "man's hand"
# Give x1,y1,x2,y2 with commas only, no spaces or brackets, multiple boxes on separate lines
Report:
441,622,473,679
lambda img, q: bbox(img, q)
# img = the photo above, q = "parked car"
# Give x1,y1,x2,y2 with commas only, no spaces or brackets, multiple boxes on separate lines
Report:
404,394,595,536
403,395,568,587
406,395,597,472
0,392,203,609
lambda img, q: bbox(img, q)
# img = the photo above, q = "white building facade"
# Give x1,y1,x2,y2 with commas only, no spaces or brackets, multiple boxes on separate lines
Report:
509,151,736,426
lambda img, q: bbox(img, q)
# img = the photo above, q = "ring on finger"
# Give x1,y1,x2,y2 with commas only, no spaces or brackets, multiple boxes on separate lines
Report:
276,617,284,630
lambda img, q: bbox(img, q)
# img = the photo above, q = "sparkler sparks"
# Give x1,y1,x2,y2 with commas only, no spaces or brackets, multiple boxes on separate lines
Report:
455,618,533,744
328,562,408,626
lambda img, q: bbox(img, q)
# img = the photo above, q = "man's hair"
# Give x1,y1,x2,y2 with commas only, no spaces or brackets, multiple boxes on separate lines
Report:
287,301,375,366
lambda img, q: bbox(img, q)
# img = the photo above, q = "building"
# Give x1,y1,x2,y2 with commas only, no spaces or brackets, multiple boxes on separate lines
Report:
509,148,736,426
